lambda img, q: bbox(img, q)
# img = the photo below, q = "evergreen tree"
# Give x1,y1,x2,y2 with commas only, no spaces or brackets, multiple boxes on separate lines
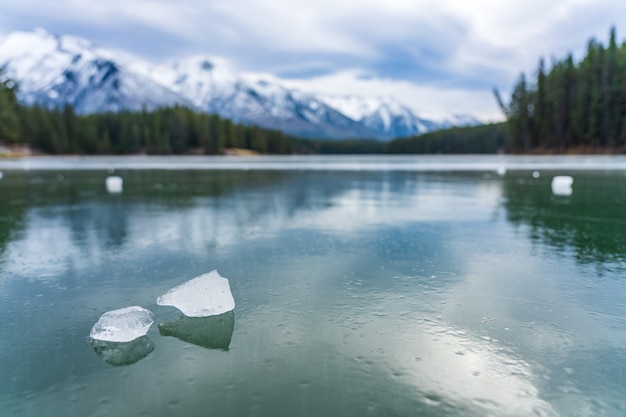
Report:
0,69,20,143
501,26,626,152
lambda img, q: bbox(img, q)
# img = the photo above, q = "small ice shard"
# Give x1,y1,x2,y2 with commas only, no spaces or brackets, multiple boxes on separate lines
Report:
90,306,154,342
532,171,540,179
551,175,573,196
159,310,235,350
91,336,155,366
157,270,235,317
496,166,506,176
106,176,123,193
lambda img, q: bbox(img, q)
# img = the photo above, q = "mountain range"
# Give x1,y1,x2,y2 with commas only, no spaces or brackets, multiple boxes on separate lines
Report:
0,28,479,140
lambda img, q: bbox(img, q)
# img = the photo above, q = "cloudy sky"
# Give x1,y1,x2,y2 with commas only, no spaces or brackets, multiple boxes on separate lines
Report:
1,0,625,120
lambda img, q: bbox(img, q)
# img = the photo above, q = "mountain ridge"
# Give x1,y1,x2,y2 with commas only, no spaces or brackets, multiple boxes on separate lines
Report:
0,28,479,140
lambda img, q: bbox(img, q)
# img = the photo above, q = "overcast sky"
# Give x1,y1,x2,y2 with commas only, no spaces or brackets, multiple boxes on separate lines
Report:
1,0,625,120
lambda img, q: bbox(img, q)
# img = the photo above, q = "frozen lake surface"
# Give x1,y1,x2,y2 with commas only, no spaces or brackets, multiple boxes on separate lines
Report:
1,156,625,416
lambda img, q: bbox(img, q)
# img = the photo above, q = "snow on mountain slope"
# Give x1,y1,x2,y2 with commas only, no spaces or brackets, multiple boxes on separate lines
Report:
0,28,191,113
0,28,480,140
148,56,372,138
148,55,240,111
321,95,479,139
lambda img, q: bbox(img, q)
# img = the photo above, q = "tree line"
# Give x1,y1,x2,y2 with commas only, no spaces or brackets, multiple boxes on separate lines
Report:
386,123,507,154
0,73,295,155
496,26,626,152
1,68,504,155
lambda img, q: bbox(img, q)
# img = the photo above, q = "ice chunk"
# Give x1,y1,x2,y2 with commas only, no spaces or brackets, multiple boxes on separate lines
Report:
106,176,123,193
90,306,154,342
157,270,235,317
159,310,234,350
91,336,155,366
532,171,540,179
496,166,506,176
551,175,573,196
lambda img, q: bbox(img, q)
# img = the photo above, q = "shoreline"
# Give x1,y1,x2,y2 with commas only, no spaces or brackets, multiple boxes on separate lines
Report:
4,154,626,172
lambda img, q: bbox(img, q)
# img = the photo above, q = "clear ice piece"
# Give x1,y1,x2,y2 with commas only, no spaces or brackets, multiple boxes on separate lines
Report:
157,270,235,317
90,306,154,342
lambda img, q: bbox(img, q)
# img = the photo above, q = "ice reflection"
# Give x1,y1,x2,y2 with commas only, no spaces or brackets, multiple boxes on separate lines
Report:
0,171,502,285
91,336,155,366
399,323,557,416
503,171,626,266
158,311,234,350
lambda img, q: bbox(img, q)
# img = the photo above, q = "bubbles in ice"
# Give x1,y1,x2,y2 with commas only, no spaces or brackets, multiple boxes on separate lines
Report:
157,270,235,317
90,306,154,342
106,176,123,193
551,175,573,196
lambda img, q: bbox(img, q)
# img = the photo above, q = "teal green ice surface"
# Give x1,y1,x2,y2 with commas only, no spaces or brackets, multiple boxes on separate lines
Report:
0,156,625,417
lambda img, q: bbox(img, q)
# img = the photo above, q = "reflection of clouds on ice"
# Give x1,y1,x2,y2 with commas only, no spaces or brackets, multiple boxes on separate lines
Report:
291,180,502,232
230,249,557,417
1,174,503,288
1,209,104,281
376,321,557,416
440,235,626,416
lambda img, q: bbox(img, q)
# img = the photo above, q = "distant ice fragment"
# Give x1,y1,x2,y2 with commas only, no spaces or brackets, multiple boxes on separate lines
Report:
90,306,154,342
551,175,573,196
496,166,506,176
106,176,123,193
157,270,235,317
532,171,540,179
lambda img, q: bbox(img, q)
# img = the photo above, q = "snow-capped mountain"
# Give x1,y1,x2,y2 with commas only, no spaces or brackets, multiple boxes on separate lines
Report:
0,28,190,113
320,95,480,139
0,28,478,140
321,96,434,139
149,57,372,138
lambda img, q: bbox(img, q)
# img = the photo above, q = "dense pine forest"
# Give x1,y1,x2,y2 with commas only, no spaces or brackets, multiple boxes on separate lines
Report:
0,75,296,155
496,26,626,152
387,123,507,154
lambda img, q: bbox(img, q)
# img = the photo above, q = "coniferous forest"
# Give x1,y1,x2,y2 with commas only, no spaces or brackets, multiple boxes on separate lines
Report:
0,73,295,155
496,26,626,152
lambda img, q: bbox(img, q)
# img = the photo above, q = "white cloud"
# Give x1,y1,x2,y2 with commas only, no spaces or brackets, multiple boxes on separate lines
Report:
1,0,626,117
246,69,504,120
